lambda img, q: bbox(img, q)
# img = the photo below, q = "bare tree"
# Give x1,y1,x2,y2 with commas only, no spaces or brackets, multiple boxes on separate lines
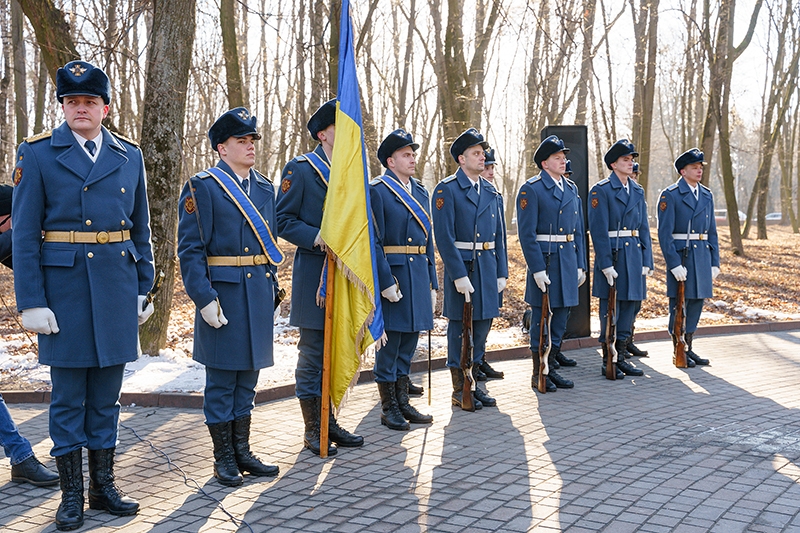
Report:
220,0,245,108
17,0,79,81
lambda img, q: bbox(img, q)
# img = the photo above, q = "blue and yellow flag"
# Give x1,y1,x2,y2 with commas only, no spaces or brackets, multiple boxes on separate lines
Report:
319,0,385,408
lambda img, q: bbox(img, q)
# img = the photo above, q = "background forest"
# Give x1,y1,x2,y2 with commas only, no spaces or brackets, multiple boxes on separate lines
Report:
0,0,798,354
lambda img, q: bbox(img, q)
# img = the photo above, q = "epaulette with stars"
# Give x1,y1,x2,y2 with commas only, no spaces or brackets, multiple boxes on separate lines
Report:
24,130,52,144
112,132,139,147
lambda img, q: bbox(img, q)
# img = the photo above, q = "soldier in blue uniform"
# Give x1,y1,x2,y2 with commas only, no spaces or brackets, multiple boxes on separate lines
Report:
12,61,153,530
517,136,586,392
370,129,436,430
588,139,652,378
276,99,364,455
627,162,650,358
657,148,720,366
178,108,282,486
473,148,507,380
432,128,505,410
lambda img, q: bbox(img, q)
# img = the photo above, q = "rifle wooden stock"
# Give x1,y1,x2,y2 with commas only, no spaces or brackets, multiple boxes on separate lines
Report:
460,298,476,411
605,283,617,380
673,279,688,368
537,291,551,393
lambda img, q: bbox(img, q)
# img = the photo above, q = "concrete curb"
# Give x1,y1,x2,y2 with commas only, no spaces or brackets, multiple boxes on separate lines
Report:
3,320,798,407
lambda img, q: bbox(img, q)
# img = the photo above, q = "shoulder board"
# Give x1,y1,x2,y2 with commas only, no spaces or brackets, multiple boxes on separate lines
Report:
194,170,211,179
25,130,52,144
254,170,272,183
597,178,610,185
666,183,679,191
526,175,541,184
700,183,711,191
565,177,578,189
112,132,139,147
442,174,457,184
369,178,382,186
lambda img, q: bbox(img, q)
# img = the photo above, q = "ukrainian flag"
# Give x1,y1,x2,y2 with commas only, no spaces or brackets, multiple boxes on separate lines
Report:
319,0,385,408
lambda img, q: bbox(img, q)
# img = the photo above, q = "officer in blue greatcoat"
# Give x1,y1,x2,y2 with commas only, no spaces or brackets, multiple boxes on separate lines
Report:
657,148,720,366
626,162,650,358
517,135,586,392
432,128,505,411
178,108,281,486
589,139,653,378
12,60,153,530
370,129,436,431
276,99,363,456
473,147,507,381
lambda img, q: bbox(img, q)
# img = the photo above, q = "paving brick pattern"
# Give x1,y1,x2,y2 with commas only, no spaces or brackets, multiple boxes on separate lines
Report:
3,330,800,532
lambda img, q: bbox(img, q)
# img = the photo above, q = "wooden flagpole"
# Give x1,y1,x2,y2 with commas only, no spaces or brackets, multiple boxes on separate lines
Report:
320,251,336,458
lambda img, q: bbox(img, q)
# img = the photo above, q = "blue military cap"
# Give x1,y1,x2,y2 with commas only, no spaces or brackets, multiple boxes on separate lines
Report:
56,61,111,104
604,139,638,170
533,135,570,169
307,99,337,141
565,160,573,176
377,129,419,167
632,162,640,174
450,128,489,163
674,148,706,172
484,148,497,166
208,107,262,151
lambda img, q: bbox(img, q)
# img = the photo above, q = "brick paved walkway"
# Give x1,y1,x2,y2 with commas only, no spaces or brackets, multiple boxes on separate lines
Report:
3,330,800,532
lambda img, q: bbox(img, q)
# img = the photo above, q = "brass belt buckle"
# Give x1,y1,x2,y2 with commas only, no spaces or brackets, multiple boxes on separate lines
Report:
253,255,266,265
566,234,574,242
96,231,110,244
482,242,490,250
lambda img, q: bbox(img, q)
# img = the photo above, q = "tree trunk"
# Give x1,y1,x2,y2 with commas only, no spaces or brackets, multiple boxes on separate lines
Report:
12,0,27,143
220,0,245,108
17,0,79,82
575,0,596,125
138,0,197,355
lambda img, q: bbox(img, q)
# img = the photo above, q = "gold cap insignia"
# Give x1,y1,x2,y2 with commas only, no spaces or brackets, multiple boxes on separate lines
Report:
70,64,87,77
238,110,249,120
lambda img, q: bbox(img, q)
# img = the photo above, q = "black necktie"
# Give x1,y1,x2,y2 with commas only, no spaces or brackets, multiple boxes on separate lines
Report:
242,178,249,196
84,140,96,157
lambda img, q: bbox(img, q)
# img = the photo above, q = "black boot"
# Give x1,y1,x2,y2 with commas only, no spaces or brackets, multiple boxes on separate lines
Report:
473,385,497,407
87,448,139,516
615,340,644,376
478,360,505,379
472,365,488,381
329,407,364,447
299,398,337,456
627,327,649,357
601,343,625,380
548,351,560,370
55,449,84,531
548,369,574,388
207,422,243,486
553,345,577,367
377,382,410,430
232,416,279,477
686,333,709,365
672,334,695,367
407,380,424,396
450,367,482,410
11,454,59,487
532,351,557,392
396,376,433,424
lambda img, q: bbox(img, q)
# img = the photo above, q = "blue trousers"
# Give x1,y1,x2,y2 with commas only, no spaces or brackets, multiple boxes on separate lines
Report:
668,298,704,334
374,331,419,383
204,368,259,425
528,306,570,351
599,299,640,343
49,365,124,457
295,327,324,399
0,393,34,465
446,318,492,369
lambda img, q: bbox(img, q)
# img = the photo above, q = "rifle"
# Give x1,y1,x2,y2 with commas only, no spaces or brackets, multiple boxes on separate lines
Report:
427,330,432,406
459,214,480,411
673,222,691,368
536,225,553,393
143,270,166,311
605,223,621,380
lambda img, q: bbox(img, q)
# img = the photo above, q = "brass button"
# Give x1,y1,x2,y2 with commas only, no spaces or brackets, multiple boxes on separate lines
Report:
87,252,94,258
409,257,414,262
121,188,126,193
244,247,249,253
121,251,126,256
84,187,88,191
559,245,563,249
121,221,125,226
623,226,627,230
85,220,92,226
625,242,629,246
559,228,563,232
478,252,482,256
266,272,271,278
477,233,481,238
247,273,252,278
407,238,412,242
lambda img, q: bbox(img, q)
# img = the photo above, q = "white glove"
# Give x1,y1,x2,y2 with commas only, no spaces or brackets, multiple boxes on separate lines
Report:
21,307,59,335
642,267,652,277
671,265,688,282
200,299,228,328
431,289,437,311
313,231,324,249
711,266,720,280
533,270,550,292
497,277,507,293
274,305,281,322
381,284,402,303
453,276,474,296
602,266,618,286
138,295,155,325
577,268,586,287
